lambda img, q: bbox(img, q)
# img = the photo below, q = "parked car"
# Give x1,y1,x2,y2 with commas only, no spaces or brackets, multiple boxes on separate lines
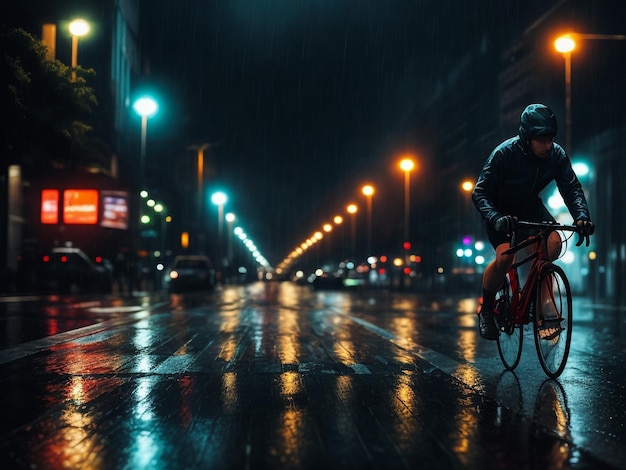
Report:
166,255,216,293
32,247,113,294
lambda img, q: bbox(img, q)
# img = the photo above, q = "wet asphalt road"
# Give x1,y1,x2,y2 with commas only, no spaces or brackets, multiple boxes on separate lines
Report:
0,282,624,469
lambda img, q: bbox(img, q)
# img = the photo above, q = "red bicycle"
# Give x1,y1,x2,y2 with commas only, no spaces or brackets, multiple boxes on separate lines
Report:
494,220,592,379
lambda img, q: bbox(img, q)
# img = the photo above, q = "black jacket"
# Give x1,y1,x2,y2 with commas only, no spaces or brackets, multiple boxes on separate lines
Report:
472,136,591,228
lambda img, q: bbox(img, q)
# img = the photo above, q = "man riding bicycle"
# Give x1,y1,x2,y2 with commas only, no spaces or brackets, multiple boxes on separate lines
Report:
472,103,594,340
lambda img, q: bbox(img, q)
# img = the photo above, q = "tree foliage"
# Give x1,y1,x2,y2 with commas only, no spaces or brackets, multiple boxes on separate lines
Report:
0,25,98,170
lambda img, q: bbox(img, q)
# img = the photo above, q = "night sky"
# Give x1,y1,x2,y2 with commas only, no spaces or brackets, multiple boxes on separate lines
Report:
138,0,557,266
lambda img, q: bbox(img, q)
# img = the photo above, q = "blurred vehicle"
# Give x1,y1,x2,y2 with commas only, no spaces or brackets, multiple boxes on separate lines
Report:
28,247,113,294
166,255,216,293
311,273,344,290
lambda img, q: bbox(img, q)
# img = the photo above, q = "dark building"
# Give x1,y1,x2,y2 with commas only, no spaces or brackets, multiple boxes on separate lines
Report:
1,0,142,290
413,0,625,302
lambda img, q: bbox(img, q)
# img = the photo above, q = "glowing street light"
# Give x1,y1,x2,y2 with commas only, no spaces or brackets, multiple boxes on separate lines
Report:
399,157,415,245
69,18,90,82
188,143,210,218
225,212,236,262
361,184,375,256
211,191,228,278
554,32,626,151
459,179,476,240
554,35,575,151
133,96,158,188
346,203,358,258
322,223,333,260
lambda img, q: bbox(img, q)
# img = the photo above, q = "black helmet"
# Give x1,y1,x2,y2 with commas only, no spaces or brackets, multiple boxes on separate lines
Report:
518,104,558,146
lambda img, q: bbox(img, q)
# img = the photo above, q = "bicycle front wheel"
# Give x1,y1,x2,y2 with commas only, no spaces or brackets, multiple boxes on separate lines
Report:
533,263,572,379
496,277,523,371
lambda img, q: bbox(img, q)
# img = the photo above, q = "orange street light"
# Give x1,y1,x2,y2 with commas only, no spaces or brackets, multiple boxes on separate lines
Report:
554,35,575,151
461,180,474,193
188,143,210,218
554,33,626,151
346,203,358,258
399,158,415,245
333,214,345,259
361,184,375,256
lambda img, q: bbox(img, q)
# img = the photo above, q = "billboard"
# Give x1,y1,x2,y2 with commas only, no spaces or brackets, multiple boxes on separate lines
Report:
62,189,98,225
41,189,59,224
40,188,129,230
101,190,129,230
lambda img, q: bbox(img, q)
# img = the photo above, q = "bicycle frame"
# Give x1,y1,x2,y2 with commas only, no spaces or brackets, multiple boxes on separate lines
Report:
506,236,553,326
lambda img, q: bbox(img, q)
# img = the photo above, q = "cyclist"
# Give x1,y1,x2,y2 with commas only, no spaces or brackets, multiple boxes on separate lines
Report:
472,103,594,340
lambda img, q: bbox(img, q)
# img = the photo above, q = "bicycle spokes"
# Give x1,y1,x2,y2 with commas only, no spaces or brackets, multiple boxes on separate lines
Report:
533,265,572,379
496,279,523,371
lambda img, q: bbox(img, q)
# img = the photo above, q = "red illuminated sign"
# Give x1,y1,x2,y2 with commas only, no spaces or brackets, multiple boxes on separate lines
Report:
63,189,98,224
41,189,59,224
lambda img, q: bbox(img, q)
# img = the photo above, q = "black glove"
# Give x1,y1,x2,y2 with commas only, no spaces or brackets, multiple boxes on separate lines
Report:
494,215,515,235
575,220,595,247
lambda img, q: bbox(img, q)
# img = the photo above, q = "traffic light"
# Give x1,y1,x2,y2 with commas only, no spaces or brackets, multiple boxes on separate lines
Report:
403,241,411,250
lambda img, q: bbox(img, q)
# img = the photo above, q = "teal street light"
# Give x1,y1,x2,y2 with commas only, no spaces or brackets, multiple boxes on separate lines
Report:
133,96,158,188
225,212,236,263
211,191,228,278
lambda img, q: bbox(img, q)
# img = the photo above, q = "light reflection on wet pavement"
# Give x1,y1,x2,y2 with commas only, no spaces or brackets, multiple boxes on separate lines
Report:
0,283,624,469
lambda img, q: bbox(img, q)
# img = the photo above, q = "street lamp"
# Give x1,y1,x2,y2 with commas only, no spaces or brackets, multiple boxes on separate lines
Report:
188,143,210,219
211,191,227,280
399,158,415,246
225,212,236,264
333,214,344,259
460,179,475,238
361,184,375,257
346,203,358,259
322,223,333,262
554,35,575,151
68,18,90,82
554,33,626,151
132,96,158,188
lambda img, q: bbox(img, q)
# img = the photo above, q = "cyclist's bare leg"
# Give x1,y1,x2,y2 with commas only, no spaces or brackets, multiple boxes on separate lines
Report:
483,242,514,292
538,231,566,332
547,231,562,261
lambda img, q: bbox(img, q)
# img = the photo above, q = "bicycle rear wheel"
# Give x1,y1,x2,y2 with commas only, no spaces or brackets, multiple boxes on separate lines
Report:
496,277,523,371
533,263,572,378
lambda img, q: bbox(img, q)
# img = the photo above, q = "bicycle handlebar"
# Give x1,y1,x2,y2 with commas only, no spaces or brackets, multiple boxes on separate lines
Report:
505,220,593,254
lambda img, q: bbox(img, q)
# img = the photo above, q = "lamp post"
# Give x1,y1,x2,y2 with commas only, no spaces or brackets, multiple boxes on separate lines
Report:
333,214,344,260
554,33,626,151
225,212,235,265
399,158,415,245
554,35,575,152
361,184,375,257
458,179,475,256
68,18,89,82
211,191,227,282
323,223,333,261
131,99,157,292
346,203,358,259
132,96,158,189
460,179,474,225
188,143,210,219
